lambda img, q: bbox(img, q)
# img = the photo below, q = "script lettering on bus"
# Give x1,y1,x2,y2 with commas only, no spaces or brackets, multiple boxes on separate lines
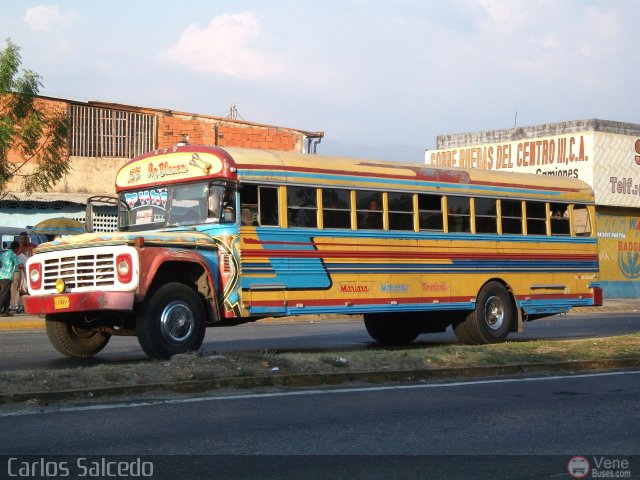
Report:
136,208,154,224
124,188,168,210
340,284,370,293
128,166,141,184
421,282,448,292
381,284,408,293
147,161,189,180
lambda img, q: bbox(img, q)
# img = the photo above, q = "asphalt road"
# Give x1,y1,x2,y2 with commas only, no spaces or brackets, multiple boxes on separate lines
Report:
1,370,638,479
1,312,640,371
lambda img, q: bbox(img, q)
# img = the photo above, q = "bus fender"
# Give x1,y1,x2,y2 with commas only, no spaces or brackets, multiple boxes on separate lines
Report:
136,247,220,323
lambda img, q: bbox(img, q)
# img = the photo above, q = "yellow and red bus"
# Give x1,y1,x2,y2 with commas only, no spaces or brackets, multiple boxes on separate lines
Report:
24,145,602,358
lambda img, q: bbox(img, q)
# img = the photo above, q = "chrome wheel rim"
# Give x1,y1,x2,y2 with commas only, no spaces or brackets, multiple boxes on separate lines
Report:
160,301,194,343
484,296,505,331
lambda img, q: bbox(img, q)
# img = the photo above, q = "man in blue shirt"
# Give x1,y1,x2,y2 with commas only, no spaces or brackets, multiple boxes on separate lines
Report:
0,241,20,317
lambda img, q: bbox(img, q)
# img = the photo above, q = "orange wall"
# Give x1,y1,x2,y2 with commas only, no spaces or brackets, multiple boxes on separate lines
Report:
4,97,68,164
158,115,302,151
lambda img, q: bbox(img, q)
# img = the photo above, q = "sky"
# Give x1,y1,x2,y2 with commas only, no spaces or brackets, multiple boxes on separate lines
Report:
1,0,638,162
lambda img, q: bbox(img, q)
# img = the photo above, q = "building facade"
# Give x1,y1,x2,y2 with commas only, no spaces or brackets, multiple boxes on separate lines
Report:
1,95,323,232
425,119,640,298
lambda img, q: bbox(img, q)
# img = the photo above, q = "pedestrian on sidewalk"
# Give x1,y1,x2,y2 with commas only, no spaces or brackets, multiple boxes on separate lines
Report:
16,232,36,257
11,232,36,313
0,241,20,317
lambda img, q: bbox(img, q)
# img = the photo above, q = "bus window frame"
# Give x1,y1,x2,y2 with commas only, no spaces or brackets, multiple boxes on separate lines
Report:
321,187,352,230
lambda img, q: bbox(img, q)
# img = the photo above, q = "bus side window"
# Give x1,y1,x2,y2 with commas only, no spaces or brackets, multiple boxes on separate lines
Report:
572,205,592,237
356,191,383,229
500,200,523,235
287,186,317,228
526,201,547,235
259,186,279,226
418,194,443,231
447,196,470,233
322,188,351,229
474,198,497,234
240,184,259,225
388,192,413,231
550,202,570,236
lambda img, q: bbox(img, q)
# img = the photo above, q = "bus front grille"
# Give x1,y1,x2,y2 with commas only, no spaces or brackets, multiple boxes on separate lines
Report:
42,253,116,289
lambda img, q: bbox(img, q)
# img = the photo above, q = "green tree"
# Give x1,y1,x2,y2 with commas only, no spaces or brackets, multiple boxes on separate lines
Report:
0,38,70,197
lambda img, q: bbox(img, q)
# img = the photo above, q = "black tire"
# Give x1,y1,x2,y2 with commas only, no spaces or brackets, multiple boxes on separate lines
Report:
45,314,111,358
453,281,514,344
364,313,420,345
136,282,206,359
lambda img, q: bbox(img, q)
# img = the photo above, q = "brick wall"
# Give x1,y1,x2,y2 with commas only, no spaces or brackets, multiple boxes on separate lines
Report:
4,96,68,164
2,94,323,197
158,114,303,151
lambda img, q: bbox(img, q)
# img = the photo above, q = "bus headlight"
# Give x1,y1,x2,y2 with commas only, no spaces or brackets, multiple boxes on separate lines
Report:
116,254,133,283
29,264,42,290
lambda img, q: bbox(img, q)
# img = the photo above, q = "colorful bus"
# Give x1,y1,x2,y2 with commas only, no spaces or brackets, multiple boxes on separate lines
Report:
23,145,602,359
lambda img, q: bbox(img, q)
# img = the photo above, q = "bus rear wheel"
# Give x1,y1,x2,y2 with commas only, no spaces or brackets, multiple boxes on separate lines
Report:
453,281,514,344
136,282,206,359
45,314,111,358
364,313,420,345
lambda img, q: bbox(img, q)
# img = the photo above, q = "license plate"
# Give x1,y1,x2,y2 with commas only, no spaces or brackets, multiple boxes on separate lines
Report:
54,296,70,310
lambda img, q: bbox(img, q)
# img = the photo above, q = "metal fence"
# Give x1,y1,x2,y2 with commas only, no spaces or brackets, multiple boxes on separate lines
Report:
70,105,157,158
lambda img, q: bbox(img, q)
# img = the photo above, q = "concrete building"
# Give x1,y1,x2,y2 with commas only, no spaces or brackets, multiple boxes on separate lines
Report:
1,95,323,232
425,119,640,298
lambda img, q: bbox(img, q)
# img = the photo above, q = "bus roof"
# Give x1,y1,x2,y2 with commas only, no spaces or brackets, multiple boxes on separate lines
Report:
116,146,594,203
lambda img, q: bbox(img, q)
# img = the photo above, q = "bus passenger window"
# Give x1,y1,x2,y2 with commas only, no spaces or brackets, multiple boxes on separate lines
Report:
572,205,592,237
418,194,443,231
356,191,383,230
500,200,523,235
259,186,279,226
287,186,317,228
240,184,259,225
550,202,570,236
526,202,547,235
447,196,470,233
474,198,497,234
322,188,351,229
221,188,236,223
388,192,414,231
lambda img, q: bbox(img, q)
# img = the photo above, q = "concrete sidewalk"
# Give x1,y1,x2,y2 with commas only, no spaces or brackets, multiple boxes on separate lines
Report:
1,299,638,332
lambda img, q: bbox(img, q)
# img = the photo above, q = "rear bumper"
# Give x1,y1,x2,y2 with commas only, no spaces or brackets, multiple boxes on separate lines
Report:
23,291,135,315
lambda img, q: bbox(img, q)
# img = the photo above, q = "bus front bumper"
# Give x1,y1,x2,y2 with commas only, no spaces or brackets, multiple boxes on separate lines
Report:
23,291,136,316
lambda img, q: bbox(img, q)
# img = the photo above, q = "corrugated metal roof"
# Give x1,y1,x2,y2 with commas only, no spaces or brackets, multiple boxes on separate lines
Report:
1,192,93,204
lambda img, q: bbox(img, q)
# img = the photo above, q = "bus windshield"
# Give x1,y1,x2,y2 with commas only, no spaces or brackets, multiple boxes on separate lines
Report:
119,181,237,231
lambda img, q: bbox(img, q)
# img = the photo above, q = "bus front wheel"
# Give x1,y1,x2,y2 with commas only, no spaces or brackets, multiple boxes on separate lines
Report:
45,314,111,358
364,314,420,345
136,282,207,359
453,282,514,344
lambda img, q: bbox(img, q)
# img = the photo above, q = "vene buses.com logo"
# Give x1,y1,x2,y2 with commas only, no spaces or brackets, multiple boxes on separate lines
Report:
567,456,590,478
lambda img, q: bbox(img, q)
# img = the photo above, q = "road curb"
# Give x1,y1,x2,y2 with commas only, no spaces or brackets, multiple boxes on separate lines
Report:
0,319,45,331
3,357,639,405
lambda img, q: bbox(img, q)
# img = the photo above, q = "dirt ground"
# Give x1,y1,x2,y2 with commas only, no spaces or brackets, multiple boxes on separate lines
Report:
2,333,640,402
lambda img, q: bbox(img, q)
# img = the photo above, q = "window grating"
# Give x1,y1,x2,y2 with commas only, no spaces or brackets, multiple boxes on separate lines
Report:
70,105,157,158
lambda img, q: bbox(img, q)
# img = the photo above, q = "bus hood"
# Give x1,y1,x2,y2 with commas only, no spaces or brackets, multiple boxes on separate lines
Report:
34,229,220,253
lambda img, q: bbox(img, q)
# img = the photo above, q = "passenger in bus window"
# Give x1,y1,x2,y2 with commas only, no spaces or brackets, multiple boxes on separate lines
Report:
363,199,383,229
222,202,235,223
